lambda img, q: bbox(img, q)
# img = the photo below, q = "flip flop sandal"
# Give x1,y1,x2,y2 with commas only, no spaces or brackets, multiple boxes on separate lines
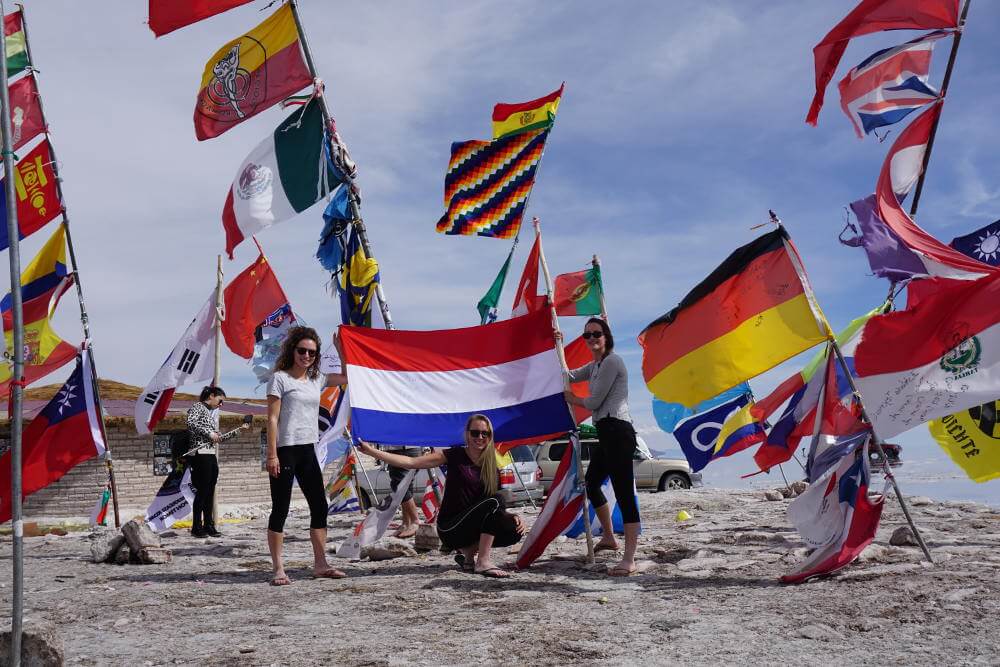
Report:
454,554,474,572
270,575,292,586
477,567,511,579
608,566,637,577
594,543,619,553
313,569,347,579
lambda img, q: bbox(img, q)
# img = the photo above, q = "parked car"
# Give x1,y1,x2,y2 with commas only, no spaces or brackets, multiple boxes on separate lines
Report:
534,436,701,492
354,446,543,509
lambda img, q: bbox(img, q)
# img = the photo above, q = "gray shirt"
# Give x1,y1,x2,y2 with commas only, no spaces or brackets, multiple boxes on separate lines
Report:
567,352,632,424
267,370,325,446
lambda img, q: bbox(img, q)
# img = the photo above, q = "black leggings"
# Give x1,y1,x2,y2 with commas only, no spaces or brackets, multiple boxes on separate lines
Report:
586,417,641,525
190,454,218,527
268,444,328,533
437,495,522,551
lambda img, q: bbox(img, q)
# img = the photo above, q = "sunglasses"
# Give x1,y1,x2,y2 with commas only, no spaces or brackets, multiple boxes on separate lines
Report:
582,331,604,340
295,347,318,358
469,429,492,439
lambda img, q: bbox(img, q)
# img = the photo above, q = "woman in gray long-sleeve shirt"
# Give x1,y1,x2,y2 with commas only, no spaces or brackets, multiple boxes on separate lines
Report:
564,317,641,576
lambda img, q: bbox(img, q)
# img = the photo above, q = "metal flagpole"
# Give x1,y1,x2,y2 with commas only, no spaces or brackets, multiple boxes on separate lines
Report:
828,340,934,563
1,0,26,660
533,218,595,564
778,215,934,564
212,255,223,523
908,0,972,218
16,2,121,528
288,0,393,331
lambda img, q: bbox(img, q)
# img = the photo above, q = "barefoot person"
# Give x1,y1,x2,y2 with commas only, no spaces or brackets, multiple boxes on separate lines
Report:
358,414,525,578
562,318,641,576
265,327,348,585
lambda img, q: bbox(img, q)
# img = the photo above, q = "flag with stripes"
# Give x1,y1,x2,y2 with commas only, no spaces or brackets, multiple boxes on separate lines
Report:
435,129,548,240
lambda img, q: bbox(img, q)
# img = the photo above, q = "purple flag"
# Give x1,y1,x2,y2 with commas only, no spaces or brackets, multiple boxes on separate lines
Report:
840,195,925,283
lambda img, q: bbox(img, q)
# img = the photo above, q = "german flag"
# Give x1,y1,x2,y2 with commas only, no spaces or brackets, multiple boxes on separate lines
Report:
639,228,828,408
193,3,312,141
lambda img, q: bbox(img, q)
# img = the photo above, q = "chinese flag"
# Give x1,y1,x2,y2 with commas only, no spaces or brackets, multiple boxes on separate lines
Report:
148,0,254,37
221,253,288,358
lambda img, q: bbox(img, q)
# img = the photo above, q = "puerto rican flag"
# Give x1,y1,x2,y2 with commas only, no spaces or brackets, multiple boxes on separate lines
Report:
838,31,947,138
516,432,585,569
782,445,883,583
340,309,574,447
874,102,995,281
855,271,1000,439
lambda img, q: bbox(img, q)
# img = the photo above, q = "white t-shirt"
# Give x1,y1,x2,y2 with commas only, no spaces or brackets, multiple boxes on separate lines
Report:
267,370,325,446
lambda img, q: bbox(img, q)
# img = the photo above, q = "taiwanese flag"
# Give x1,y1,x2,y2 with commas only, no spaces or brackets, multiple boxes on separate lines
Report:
222,252,288,358
0,139,63,252
0,349,107,524
149,0,254,38
193,3,313,141
639,228,828,408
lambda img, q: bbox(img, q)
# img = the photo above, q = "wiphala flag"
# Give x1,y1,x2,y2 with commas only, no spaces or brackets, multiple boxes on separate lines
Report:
435,128,548,240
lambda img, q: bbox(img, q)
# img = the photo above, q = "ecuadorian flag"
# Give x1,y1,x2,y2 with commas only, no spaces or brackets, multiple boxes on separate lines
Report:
639,227,828,408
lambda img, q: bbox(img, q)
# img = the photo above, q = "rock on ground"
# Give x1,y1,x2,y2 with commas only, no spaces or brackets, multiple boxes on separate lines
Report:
0,621,64,667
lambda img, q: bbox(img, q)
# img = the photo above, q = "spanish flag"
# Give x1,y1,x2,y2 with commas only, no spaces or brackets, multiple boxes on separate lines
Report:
639,228,828,408
492,84,563,138
1,225,77,397
193,3,313,141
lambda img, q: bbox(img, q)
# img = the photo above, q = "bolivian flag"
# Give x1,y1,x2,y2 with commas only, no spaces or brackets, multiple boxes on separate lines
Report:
492,84,563,138
639,228,828,408
4,11,28,78
193,3,312,141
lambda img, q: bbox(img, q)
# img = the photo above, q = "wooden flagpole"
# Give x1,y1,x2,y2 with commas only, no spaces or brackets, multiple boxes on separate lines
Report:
908,0,972,218
533,218,595,564
288,0,394,332
778,216,933,563
16,2,121,528
1,0,26,659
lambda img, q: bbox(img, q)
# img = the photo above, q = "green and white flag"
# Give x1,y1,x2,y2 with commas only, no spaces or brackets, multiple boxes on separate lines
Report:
222,98,343,258
477,241,517,324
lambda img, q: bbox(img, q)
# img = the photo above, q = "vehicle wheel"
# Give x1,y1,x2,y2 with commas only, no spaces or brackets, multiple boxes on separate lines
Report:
658,472,690,492
358,489,372,510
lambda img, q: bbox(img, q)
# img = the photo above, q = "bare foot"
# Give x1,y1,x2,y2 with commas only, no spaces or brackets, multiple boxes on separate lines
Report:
475,565,511,578
608,560,637,577
394,523,418,539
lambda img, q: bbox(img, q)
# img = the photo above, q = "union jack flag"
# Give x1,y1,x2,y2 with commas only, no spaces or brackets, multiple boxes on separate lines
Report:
838,31,948,138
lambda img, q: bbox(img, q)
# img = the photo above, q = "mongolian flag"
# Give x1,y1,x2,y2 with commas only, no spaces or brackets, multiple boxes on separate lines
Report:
639,227,828,408
435,129,548,240
0,349,107,524
194,3,313,141
805,0,960,125
149,0,255,37
1,224,77,398
492,84,563,139
221,252,288,358
554,265,603,316
0,139,63,252
4,11,28,77
8,74,45,151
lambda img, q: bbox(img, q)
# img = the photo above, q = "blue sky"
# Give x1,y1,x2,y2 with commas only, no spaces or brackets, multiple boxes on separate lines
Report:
8,1,1000,503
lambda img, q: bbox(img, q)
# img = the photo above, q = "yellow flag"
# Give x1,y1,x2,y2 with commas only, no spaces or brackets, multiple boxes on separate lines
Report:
928,403,1000,483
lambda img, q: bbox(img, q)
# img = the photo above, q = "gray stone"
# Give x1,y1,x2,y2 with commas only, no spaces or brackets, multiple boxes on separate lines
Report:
90,529,125,564
889,526,919,547
137,546,172,564
941,587,980,603
113,541,131,565
788,480,809,497
413,524,441,552
908,496,934,506
0,620,65,666
676,557,727,571
763,490,784,501
796,623,843,641
362,537,418,561
121,519,160,555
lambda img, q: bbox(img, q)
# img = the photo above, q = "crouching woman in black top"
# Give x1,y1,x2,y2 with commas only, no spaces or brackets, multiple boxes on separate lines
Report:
357,414,525,578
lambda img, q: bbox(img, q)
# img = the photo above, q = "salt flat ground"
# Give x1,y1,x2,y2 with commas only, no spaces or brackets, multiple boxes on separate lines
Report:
1,487,998,666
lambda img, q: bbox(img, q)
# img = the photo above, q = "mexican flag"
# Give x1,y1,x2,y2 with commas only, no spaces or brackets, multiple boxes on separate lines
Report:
222,98,343,258
554,265,603,316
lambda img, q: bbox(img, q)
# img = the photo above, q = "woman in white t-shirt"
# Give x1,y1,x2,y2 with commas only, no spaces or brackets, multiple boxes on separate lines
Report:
265,326,347,586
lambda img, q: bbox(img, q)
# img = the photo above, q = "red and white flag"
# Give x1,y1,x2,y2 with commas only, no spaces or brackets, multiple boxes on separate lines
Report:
135,292,218,434
8,74,45,151
511,233,546,317
855,271,1000,439
420,468,444,523
148,0,254,37
783,446,884,583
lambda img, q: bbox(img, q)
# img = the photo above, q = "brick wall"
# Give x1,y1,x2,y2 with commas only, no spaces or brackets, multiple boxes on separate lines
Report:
2,415,273,520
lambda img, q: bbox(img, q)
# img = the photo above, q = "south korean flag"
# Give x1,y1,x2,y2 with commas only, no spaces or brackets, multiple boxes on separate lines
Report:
135,291,218,434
